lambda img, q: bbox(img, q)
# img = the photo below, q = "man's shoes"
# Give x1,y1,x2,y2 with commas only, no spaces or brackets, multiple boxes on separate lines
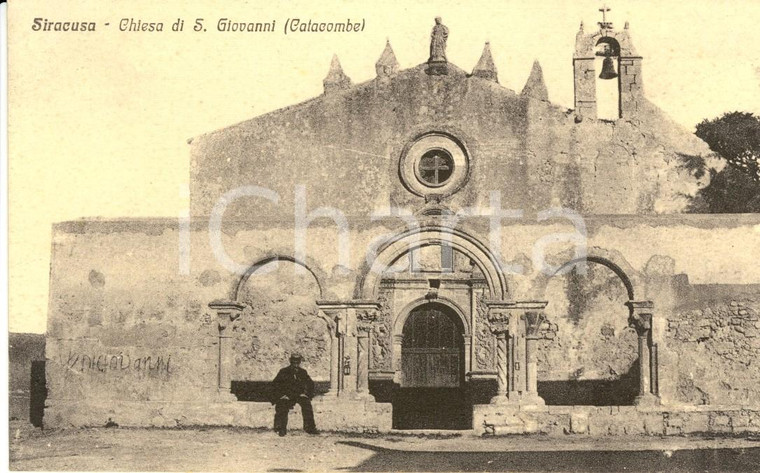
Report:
278,430,287,437
305,428,320,435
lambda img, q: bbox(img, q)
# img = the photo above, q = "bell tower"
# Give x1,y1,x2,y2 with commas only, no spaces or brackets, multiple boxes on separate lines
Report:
573,5,643,121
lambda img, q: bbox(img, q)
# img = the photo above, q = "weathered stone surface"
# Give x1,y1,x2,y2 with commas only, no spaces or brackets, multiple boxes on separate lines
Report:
475,404,760,437
190,61,714,218
569,412,589,434
471,42,498,82
45,214,760,428
521,60,548,101
44,23,760,433
662,287,760,407
375,40,399,78
323,54,352,94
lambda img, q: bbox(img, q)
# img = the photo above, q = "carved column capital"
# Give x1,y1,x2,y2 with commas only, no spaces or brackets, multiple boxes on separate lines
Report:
318,300,380,334
486,308,513,334
523,311,549,340
356,308,378,333
317,308,340,333
208,299,246,332
484,300,549,335
626,300,654,335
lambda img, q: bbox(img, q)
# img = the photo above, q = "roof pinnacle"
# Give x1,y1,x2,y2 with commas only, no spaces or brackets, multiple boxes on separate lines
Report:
375,39,399,78
323,54,352,94
521,59,549,101
471,41,498,82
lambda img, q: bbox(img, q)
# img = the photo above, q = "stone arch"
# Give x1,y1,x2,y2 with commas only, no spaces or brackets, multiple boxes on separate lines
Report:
394,296,471,338
536,250,640,405
231,255,330,384
357,225,508,300
554,255,635,301
233,254,325,301
530,248,638,301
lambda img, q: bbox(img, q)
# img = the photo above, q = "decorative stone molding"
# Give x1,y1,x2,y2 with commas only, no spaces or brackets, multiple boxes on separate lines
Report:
371,292,393,372
207,299,247,399
317,300,381,400
208,299,246,329
625,300,660,406
627,300,654,335
482,300,549,407
486,308,512,334
356,308,378,332
399,133,470,199
485,300,548,334
524,310,550,340
475,294,495,371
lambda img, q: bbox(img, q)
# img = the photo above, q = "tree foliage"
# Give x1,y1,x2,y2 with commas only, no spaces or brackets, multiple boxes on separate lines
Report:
686,112,760,213
696,111,760,182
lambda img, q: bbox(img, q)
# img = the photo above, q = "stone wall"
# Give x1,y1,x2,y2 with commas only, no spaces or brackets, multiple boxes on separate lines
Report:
45,214,760,427
661,284,760,407
233,261,330,382
190,64,713,218
537,263,639,404
473,405,760,436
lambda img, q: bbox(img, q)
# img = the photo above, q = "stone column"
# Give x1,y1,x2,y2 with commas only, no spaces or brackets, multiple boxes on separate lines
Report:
486,307,512,404
317,300,380,400
486,300,549,407
207,300,245,401
336,310,347,394
523,308,548,406
510,333,523,398
462,335,471,378
356,328,371,396
342,312,358,396
328,330,339,396
218,327,232,390
494,331,508,398
392,334,404,384
317,308,341,397
627,300,660,407
356,309,377,400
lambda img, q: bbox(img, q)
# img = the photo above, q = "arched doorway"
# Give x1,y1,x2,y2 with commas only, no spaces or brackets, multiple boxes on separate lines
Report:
393,302,470,430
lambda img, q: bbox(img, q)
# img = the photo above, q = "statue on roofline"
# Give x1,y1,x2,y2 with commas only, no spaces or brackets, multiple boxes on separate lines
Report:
429,17,448,63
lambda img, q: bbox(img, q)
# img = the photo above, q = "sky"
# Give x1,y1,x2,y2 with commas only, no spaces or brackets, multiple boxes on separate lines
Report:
7,0,760,333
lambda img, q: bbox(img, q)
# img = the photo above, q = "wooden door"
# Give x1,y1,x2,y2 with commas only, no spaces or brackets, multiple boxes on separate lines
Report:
401,303,462,388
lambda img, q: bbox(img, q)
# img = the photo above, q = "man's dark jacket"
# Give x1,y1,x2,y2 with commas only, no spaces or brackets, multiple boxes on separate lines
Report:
271,365,315,404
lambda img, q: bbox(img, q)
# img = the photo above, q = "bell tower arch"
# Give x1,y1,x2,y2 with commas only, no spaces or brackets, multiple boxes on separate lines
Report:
573,6,643,121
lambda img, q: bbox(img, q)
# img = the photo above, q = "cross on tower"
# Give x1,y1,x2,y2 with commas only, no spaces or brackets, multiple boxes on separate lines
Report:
419,152,452,185
598,4,613,31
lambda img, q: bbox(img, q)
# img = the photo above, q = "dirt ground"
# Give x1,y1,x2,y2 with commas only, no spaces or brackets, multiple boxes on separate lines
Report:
8,421,760,472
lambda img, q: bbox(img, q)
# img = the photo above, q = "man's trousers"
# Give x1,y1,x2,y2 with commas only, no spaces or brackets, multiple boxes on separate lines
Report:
274,396,316,433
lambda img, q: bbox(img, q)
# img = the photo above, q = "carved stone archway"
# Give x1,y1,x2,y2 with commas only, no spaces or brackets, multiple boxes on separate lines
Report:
357,225,508,301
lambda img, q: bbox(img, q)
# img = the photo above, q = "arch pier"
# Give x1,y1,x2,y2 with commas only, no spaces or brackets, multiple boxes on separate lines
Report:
482,300,553,407
627,300,660,407
315,300,382,400
207,299,246,401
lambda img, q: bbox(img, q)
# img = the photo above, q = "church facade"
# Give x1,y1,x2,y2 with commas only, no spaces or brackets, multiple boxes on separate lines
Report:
45,16,760,435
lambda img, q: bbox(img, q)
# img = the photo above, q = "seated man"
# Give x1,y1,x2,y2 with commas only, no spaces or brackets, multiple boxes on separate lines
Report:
271,353,318,436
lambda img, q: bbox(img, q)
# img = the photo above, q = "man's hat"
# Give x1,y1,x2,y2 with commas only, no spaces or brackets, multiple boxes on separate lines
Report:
289,353,303,362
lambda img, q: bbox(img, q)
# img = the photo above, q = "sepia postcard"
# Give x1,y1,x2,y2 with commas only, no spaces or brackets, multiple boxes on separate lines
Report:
6,0,760,471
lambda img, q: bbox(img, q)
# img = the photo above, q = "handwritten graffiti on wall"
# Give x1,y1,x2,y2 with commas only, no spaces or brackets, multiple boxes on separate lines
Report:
65,352,172,375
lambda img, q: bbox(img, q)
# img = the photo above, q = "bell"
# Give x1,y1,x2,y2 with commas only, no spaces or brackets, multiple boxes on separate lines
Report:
599,56,618,80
